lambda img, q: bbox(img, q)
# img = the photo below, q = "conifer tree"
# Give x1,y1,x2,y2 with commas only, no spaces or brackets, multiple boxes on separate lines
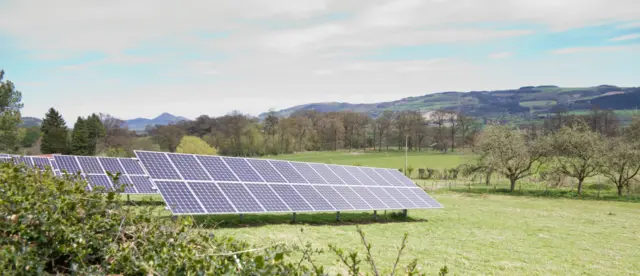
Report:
0,70,24,153
84,113,105,155
40,108,69,154
71,117,91,155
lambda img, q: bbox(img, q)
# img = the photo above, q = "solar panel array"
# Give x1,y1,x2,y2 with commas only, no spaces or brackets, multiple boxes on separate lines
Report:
52,155,155,194
0,156,61,176
135,150,442,215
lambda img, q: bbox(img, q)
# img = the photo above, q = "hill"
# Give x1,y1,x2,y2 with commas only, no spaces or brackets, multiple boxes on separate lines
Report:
20,116,42,127
125,113,188,131
261,85,640,120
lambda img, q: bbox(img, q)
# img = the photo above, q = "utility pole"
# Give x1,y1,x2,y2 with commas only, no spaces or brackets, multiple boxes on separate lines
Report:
405,134,409,176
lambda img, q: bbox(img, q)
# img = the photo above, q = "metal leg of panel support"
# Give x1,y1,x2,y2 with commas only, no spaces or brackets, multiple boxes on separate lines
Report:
239,214,244,223
292,212,296,223
373,210,378,221
336,211,340,222
402,209,408,218
127,194,130,203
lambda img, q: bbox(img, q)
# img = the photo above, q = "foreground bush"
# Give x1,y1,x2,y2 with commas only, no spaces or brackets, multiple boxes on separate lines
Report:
0,162,444,275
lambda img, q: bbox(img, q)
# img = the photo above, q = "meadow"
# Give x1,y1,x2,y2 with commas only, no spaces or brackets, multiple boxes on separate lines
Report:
131,150,640,275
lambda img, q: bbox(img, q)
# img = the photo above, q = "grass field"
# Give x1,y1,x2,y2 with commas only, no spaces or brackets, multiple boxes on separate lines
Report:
131,151,640,275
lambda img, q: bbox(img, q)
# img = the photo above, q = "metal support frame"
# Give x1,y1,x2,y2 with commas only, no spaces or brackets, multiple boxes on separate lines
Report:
373,210,378,221
402,209,408,218
292,212,297,223
336,211,340,221
127,194,130,202
239,214,244,222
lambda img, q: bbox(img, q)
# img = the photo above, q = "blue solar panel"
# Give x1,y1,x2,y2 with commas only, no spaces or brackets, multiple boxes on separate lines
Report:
383,187,416,208
359,167,390,186
217,182,265,213
332,186,371,210
99,157,126,174
385,169,416,187
119,158,146,175
189,182,236,213
222,157,263,182
135,151,181,180
292,185,334,211
12,157,33,168
344,166,375,186
246,159,287,183
367,187,403,209
269,160,308,184
196,155,238,182
308,163,345,185
112,175,137,193
0,157,10,163
313,186,354,210
410,188,442,208
397,188,430,208
290,162,326,184
269,184,312,212
167,154,211,181
87,175,113,191
155,181,205,214
244,183,290,212
32,157,53,170
373,168,404,187
129,176,155,194
77,156,104,174
327,165,361,185
54,155,82,174
350,186,388,209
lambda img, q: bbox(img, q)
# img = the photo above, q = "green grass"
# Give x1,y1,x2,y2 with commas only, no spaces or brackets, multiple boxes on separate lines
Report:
209,192,640,275
264,150,468,171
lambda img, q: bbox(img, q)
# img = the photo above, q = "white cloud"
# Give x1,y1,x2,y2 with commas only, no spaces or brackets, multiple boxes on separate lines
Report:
312,69,334,75
489,52,514,59
609,33,640,41
616,21,640,29
551,44,640,54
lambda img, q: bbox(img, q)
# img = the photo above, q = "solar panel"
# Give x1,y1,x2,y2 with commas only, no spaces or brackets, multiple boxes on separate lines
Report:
134,150,443,216
385,169,416,187
32,157,54,170
155,181,205,214
410,188,443,208
53,155,157,194
268,160,308,184
222,157,264,182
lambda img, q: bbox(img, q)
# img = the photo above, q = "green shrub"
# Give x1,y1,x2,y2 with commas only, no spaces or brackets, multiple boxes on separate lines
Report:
407,165,415,177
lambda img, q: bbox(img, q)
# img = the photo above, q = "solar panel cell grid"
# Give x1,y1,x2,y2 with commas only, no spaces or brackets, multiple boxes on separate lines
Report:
359,167,390,186
373,169,404,187
244,183,290,212
349,186,388,209
32,157,53,170
196,156,238,181
343,166,375,186
189,182,236,213
269,184,312,212
290,162,327,184
217,182,265,213
77,156,104,174
327,165,361,185
99,157,126,174
56,155,81,174
155,181,205,214
397,188,430,208
292,185,334,211
129,176,155,194
119,158,146,175
367,187,403,209
168,154,211,181
135,151,181,180
332,186,372,210
222,157,263,182
410,188,442,208
313,185,354,210
385,169,416,187
383,187,416,208
308,163,345,185
246,159,287,183
268,160,308,184
87,175,114,191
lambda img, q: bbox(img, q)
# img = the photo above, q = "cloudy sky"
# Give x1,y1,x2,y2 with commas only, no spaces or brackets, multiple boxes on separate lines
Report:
1,0,640,122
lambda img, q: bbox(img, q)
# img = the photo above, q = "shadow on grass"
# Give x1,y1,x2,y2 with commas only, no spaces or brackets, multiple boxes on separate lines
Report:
159,210,427,229
446,187,640,203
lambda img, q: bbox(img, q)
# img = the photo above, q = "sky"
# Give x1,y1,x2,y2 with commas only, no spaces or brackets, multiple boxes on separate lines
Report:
1,0,640,123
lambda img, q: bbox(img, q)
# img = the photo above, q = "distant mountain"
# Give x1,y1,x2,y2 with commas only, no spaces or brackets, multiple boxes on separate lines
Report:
20,117,42,127
260,85,640,121
125,113,189,131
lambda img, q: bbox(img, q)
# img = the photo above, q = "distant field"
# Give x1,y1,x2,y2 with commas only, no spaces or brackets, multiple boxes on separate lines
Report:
264,150,468,172
520,100,556,108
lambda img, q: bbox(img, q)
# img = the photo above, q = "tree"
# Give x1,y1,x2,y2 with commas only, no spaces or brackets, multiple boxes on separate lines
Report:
477,125,546,192
149,124,186,152
85,113,106,155
71,117,91,155
176,136,218,155
40,108,69,154
549,124,604,195
0,70,24,153
600,138,640,196
100,113,133,151
19,126,41,148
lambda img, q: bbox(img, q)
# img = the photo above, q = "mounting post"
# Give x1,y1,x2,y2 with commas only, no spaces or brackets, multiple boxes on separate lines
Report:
292,212,297,223
239,214,244,223
336,211,340,221
127,194,130,202
373,210,378,221
402,209,408,218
